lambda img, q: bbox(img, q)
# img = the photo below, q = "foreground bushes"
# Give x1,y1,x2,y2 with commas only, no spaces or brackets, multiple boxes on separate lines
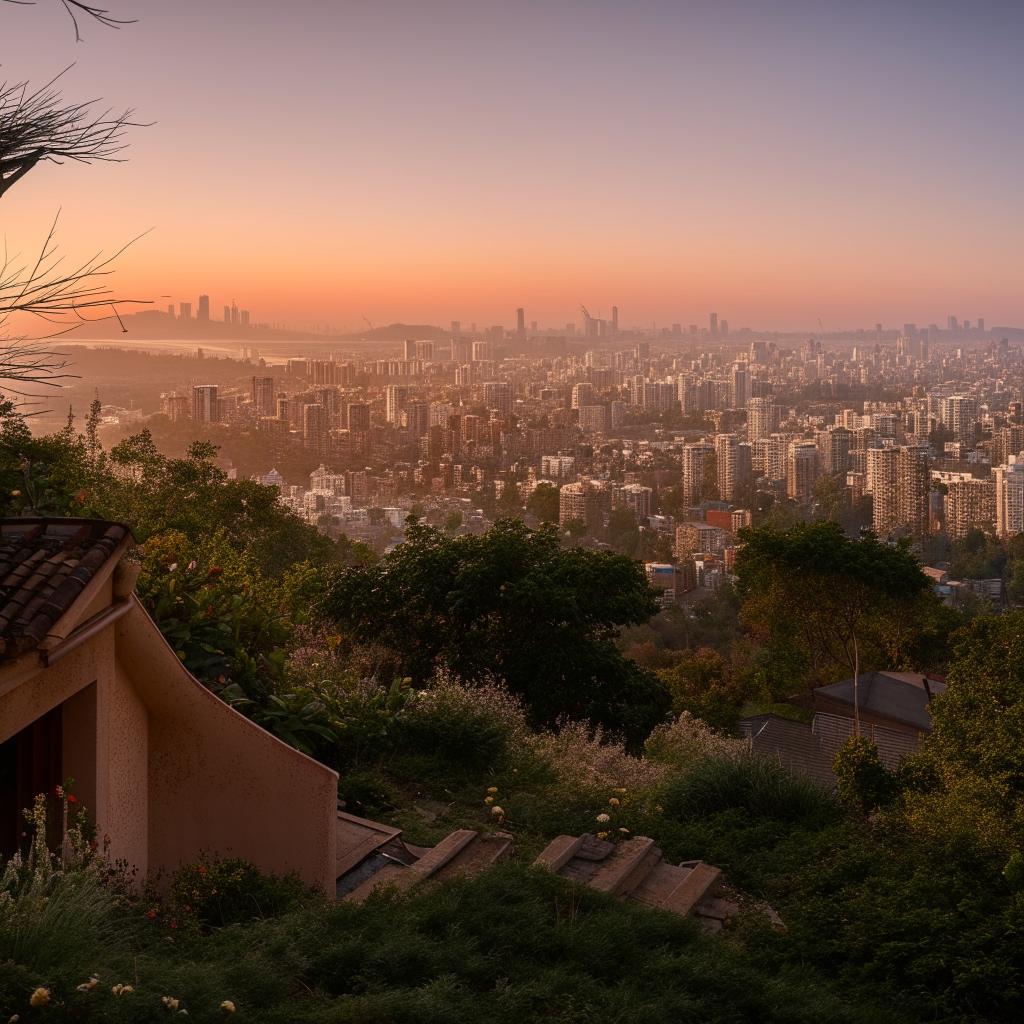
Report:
0,863,898,1024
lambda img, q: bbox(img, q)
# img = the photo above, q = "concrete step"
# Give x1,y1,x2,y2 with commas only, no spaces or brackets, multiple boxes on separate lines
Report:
589,837,660,897
409,829,479,880
660,862,722,917
535,834,586,872
630,861,693,908
433,832,513,881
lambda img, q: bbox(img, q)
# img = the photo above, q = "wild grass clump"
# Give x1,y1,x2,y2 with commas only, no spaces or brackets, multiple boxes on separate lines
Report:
658,753,841,828
644,711,746,768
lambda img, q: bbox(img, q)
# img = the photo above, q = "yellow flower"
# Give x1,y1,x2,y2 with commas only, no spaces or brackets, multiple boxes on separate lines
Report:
618,827,630,834
162,996,181,1011
596,831,609,839
484,796,494,805
112,983,134,996
608,797,620,806
29,987,50,1007
490,805,504,816
486,786,498,794
220,1000,237,1014
654,804,664,813
76,976,100,992
613,787,627,794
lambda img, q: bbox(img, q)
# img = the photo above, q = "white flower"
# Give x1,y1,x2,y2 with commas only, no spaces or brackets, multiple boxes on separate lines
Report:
595,813,611,823
163,996,181,1011
220,1000,236,1014
30,987,50,1007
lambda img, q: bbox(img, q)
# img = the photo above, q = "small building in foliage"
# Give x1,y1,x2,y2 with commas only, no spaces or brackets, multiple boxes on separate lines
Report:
0,518,338,891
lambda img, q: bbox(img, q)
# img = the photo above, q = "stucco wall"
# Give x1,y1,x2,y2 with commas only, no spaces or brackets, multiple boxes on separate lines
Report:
2,595,338,893
115,600,338,892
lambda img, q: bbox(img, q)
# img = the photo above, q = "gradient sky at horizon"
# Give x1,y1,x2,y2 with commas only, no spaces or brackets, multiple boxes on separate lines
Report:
3,0,1023,332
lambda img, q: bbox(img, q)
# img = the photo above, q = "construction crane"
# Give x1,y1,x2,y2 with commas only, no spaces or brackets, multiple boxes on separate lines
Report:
362,315,375,334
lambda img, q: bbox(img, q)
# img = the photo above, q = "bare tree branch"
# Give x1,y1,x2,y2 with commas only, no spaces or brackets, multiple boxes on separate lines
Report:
0,69,144,200
1,0,135,41
0,212,149,395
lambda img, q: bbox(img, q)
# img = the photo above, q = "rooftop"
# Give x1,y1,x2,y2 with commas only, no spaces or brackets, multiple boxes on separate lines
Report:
813,671,945,732
0,518,132,659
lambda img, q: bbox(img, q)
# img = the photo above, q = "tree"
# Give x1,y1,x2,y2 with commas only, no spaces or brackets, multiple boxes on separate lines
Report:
526,481,559,523
324,519,670,745
734,522,931,710
902,611,1024,860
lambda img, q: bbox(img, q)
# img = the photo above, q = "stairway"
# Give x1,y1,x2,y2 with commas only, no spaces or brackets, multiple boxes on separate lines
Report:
534,833,736,927
341,825,514,903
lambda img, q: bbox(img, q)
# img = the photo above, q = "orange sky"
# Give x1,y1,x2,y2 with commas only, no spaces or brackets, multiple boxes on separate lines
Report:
4,1,1023,333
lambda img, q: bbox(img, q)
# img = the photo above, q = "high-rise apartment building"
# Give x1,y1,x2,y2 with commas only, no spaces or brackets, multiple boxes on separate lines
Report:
730,363,749,409
715,433,739,501
786,441,818,502
197,294,210,321
483,381,513,417
191,385,219,423
995,460,1024,538
251,376,275,417
816,426,852,476
867,444,930,537
747,396,779,440
385,384,410,424
681,442,715,506
946,478,996,539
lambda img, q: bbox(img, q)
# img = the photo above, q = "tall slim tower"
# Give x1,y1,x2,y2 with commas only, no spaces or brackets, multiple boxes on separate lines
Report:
715,433,739,501
681,442,715,506
197,294,210,321
709,312,719,336
516,307,525,336
611,306,619,335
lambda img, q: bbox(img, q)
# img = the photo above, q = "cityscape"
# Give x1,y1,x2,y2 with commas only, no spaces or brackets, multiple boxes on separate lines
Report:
73,300,1024,611
2,2,1023,1022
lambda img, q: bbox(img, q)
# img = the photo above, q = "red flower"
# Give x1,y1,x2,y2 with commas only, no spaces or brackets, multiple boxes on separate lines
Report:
169,919,179,930
146,908,157,920
67,793,79,804
208,566,222,576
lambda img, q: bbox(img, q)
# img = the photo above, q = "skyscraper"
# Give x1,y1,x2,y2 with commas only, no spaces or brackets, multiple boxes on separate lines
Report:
709,312,718,336
786,441,818,502
197,294,210,321
483,381,513,417
681,442,714,505
179,301,192,320
611,305,619,335
715,433,739,501
516,307,525,336
251,376,275,417
192,385,219,423
747,396,779,440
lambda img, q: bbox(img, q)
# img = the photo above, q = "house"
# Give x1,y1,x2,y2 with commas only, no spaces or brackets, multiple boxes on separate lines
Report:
740,670,946,783
0,518,338,890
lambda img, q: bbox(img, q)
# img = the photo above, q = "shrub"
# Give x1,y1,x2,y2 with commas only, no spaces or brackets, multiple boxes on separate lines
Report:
833,736,897,815
167,856,309,932
644,711,746,768
659,754,841,828
394,674,529,776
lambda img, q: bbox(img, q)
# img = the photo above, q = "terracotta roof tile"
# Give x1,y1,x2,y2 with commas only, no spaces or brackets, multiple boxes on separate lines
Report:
0,518,132,660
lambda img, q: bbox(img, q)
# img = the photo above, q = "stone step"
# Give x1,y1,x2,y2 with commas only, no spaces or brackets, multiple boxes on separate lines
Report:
409,829,479,880
535,834,586,873
433,832,513,881
630,861,693,908
660,862,722,917
589,837,660,896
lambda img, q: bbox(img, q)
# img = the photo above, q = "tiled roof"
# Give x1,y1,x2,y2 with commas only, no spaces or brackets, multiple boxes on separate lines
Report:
0,518,131,659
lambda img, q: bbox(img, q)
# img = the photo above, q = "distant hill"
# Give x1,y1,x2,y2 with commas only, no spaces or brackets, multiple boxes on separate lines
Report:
67,311,450,345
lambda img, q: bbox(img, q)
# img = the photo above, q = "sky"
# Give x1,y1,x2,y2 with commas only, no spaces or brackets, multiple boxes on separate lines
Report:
2,0,1023,333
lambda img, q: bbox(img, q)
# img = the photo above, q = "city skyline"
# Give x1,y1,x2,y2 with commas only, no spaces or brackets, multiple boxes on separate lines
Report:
4,0,1024,331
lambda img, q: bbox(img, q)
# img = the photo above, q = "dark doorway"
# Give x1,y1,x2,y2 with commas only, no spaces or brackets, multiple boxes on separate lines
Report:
0,705,63,860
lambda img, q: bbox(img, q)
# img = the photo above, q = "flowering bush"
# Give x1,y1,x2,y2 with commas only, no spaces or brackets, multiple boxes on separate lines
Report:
165,855,309,932
644,712,745,768
529,720,667,793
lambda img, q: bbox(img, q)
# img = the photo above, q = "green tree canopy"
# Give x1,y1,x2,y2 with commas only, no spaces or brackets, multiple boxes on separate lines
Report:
525,481,559,523
734,521,933,692
324,518,669,744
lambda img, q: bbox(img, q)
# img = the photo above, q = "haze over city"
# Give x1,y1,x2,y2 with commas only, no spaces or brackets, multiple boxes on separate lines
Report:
4,0,1024,332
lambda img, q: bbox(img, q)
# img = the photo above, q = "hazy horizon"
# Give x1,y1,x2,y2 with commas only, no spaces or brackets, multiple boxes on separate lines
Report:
5,0,1023,331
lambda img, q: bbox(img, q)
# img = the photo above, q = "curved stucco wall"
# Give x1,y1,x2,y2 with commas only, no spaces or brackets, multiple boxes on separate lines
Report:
114,599,338,892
